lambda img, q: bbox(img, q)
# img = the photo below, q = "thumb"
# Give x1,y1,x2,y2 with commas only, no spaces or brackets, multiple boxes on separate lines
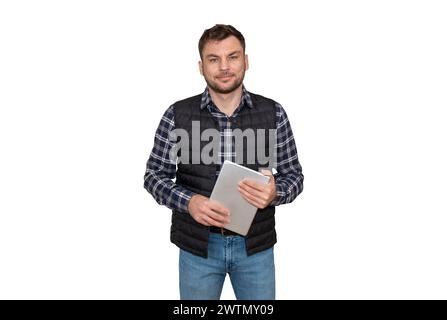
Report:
261,169,272,174
260,169,273,179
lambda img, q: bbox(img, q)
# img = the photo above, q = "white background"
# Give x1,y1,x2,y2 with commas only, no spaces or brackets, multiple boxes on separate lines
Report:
1,0,446,299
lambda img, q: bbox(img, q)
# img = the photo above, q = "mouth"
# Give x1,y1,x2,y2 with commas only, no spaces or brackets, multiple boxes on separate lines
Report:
216,75,234,81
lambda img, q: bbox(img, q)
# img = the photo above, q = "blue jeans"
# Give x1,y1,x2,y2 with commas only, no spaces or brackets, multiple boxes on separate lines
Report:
179,232,275,300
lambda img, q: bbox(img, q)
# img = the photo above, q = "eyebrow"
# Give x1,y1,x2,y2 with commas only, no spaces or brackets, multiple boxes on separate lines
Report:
205,51,242,59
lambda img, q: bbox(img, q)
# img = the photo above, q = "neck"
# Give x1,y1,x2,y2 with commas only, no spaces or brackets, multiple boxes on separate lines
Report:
208,85,243,117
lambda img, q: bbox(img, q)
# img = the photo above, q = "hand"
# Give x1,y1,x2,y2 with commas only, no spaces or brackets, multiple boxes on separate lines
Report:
237,169,277,209
187,194,231,227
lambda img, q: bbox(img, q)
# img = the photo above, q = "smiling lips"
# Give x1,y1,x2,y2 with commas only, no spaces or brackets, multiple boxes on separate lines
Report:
217,74,234,81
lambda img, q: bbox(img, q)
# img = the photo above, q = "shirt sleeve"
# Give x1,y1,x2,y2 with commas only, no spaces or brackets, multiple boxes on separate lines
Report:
270,102,304,206
143,105,195,213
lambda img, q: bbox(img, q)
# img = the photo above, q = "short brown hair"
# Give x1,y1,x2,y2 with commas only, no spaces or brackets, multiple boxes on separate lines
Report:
198,24,245,59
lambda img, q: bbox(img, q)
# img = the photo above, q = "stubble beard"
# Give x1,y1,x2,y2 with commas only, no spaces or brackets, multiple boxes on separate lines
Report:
204,71,245,94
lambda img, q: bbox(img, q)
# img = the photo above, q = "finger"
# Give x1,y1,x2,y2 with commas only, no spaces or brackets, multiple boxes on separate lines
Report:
261,170,276,187
204,207,231,224
260,169,273,178
239,179,265,191
238,186,265,208
200,213,226,227
208,200,230,216
239,188,264,209
196,216,211,226
238,182,268,201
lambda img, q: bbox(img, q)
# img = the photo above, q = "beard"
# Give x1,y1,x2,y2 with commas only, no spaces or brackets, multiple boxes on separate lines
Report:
203,71,245,94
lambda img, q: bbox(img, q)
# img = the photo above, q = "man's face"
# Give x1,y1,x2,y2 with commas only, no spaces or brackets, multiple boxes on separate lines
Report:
199,36,249,94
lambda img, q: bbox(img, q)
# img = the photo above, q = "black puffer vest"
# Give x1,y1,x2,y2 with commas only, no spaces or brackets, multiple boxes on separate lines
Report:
170,92,277,258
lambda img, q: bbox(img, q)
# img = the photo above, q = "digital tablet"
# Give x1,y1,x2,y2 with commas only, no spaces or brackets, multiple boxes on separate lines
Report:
210,160,270,236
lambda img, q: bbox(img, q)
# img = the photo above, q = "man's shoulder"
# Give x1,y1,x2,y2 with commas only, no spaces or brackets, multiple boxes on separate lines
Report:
172,93,203,108
246,91,281,114
247,91,278,106
169,93,203,122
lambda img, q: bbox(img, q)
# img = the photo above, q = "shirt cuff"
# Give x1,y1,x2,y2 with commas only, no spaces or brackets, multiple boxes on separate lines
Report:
177,189,195,213
270,180,286,206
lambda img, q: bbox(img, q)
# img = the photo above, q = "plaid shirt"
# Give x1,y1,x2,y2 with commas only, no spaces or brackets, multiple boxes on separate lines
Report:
144,86,304,213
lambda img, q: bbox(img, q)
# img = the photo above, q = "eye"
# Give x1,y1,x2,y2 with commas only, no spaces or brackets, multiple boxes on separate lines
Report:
209,58,218,63
229,55,238,60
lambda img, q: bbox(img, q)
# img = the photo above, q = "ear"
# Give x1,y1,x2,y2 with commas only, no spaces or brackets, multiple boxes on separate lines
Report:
198,60,203,76
245,54,249,71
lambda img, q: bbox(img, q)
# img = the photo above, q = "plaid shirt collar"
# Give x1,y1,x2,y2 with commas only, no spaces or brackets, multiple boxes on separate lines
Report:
200,85,254,111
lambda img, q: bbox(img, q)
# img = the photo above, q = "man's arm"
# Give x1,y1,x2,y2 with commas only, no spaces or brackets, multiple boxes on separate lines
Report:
270,102,304,205
143,105,194,213
143,105,231,227
236,102,304,208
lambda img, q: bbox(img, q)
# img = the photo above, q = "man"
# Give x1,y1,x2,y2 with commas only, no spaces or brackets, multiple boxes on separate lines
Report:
144,24,303,300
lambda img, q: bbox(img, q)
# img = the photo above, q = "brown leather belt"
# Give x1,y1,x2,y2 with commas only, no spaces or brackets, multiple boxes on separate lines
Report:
209,226,240,236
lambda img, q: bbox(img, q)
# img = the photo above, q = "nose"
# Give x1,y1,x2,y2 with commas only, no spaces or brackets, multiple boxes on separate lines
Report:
219,59,229,71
